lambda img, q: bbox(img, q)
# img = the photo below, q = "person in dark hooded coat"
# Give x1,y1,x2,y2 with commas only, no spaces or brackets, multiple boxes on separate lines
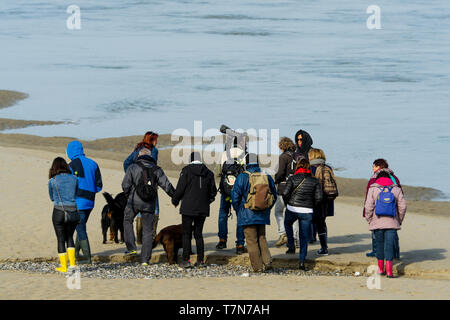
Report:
172,152,218,268
294,129,314,161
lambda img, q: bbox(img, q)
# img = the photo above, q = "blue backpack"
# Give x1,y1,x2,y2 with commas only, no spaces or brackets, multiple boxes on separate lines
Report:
375,187,396,217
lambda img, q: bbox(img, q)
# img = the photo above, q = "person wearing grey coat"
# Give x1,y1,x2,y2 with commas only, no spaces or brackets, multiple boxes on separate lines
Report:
121,149,175,264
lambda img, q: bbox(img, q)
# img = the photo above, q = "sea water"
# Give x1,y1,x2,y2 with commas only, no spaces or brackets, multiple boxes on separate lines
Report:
0,0,449,197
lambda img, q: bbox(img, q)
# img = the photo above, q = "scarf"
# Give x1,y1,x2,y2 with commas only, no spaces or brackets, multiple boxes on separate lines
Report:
295,168,311,175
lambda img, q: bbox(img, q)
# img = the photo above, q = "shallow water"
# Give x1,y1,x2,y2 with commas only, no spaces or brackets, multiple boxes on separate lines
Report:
0,0,449,197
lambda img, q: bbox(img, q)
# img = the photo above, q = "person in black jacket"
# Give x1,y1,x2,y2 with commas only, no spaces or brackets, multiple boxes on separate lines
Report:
281,158,322,270
172,152,218,268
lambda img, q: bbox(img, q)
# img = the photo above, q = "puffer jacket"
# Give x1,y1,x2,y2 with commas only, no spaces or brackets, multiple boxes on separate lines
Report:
121,155,175,213
364,177,407,231
66,140,102,210
231,164,277,227
281,170,323,209
311,161,334,217
172,161,217,217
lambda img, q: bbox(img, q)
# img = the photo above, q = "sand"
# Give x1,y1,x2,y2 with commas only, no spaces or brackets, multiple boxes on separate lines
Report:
0,143,449,299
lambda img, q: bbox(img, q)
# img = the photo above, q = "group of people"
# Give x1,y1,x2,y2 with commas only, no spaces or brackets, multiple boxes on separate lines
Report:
47,128,407,278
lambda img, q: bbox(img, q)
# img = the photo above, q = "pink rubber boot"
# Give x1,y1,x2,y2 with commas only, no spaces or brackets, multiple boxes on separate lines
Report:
386,260,395,278
377,260,385,275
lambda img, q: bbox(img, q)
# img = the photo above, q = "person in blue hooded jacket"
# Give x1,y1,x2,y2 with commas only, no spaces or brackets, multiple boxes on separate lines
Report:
231,153,277,272
66,140,103,264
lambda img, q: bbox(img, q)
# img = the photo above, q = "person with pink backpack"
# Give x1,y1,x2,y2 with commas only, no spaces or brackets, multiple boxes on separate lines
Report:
364,171,407,278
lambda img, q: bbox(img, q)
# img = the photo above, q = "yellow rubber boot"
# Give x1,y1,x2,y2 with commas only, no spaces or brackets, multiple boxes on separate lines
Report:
56,252,68,273
67,247,76,268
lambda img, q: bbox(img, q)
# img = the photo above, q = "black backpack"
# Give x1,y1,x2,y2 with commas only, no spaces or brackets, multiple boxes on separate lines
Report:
220,160,244,197
135,164,158,202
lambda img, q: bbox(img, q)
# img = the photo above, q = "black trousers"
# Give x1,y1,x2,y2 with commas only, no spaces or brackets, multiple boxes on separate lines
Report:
182,215,206,262
314,215,327,235
52,208,78,253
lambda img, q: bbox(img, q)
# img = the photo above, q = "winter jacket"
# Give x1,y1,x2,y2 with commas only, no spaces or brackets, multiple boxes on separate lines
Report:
66,141,102,210
363,168,402,217
172,161,218,217
311,161,334,217
231,164,277,227
122,155,175,213
293,129,313,161
364,177,407,231
274,151,296,194
123,146,159,173
48,173,78,211
281,171,323,210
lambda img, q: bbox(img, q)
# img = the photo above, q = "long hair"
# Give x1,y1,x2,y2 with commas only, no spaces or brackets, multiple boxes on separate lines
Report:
296,158,311,171
135,131,159,151
49,157,72,179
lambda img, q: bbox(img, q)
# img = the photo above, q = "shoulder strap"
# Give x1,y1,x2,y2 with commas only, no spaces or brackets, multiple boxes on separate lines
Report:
52,178,67,214
292,177,306,194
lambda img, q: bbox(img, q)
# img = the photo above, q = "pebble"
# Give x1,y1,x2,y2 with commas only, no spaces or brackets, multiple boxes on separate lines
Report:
0,262,352,280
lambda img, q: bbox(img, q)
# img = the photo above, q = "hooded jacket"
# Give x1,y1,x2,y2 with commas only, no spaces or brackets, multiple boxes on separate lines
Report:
121,155,175,213
231,163,277,227
364,177,407,231
172,161,218,217
294,129,313,160
363,168,402,217
66,141,102,210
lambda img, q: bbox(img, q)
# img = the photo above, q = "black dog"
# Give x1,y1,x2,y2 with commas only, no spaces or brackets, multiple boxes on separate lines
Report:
101,192,127,244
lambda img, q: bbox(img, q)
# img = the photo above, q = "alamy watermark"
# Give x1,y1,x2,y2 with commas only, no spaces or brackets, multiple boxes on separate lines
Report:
367,5,381,30
366,265,382,290
66,267,81,290
66,5,81,30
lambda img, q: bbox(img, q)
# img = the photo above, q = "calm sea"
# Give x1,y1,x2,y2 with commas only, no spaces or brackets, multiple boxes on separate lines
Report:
0,0,449,198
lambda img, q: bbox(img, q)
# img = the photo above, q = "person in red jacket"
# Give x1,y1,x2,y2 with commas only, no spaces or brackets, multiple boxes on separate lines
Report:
364,159,402,258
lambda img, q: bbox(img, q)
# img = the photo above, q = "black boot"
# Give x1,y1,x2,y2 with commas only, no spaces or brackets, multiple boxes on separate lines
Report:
317,233,329,255
299,261,306,271
78,239,92,264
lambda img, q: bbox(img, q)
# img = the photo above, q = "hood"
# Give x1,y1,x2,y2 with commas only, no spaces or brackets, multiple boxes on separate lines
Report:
136,155,156,167
66,140,85,160
294,129,313,158
373,177,395,187
246,163,261,173
189,162,209,176
371,167,394,179
310,158,325,166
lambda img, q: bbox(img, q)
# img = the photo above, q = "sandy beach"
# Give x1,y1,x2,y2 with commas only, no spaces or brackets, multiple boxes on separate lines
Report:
0,140,449,299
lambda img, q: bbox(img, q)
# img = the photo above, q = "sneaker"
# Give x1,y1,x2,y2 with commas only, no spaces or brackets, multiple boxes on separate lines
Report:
179,260,193,269
308,239,316,244
216,239,227,250
141,262,149,267
264,264,273,272
366,251,376,257
275,234,287,247
317,248,329,256
124,250,137,256
299,262,306,271
286,248,295,254
236,245,247,255
194,261,206,268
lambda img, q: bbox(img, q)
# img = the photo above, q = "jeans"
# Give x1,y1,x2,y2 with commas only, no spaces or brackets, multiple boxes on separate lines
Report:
374,229,397,262
76,209,92,241
284,209,313,262
217,194,245,246
52,208,78,253
182,215,206,262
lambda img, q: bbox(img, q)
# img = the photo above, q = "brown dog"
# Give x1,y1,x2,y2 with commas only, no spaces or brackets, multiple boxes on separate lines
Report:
152,224,183,264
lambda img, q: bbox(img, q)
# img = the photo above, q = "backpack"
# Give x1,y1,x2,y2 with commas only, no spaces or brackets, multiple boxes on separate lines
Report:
135,164,158,202
220,160,245,197
243,171,275,211
315,164,339,200
277,151,296,194
375,187,397,217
